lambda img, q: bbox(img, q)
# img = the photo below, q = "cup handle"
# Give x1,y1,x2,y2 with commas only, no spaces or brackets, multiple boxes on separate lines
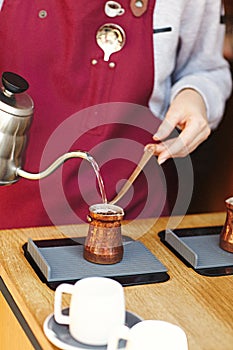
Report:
107,325,130,350
54,283,74,325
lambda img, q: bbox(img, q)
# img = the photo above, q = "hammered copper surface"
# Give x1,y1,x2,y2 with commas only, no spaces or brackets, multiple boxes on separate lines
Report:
84,204,124,264
220,197,233,253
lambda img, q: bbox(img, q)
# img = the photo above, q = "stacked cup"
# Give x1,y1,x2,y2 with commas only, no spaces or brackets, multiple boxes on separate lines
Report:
53,276,188,349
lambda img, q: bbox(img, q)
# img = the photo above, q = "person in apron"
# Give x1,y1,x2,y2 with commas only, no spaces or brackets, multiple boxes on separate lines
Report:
0,1,231,228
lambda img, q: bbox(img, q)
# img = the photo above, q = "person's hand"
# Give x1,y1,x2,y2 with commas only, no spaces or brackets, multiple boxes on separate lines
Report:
145,88,211,165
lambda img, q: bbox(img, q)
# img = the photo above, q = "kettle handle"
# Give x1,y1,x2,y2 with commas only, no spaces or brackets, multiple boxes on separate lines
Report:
2,71,29,94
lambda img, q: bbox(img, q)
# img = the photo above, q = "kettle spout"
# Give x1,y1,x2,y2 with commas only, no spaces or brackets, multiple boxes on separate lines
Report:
16,151,91,180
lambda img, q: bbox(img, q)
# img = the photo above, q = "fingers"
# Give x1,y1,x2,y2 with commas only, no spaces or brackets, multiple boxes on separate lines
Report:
152,97,188,141
153,116,177,142
145,139,184,165
146,89,211,164
146,115,210,165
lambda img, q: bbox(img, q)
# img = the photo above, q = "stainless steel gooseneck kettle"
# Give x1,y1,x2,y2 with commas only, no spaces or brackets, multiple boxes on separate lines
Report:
0,71,91,185
0,71,33,184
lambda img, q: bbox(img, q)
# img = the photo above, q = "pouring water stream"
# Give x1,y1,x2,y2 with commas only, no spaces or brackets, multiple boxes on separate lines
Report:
17,148,154,206
86,148,154,205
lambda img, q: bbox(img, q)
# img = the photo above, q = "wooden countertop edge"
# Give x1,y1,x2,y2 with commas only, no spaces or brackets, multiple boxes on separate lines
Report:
0,225,68,350
0,268,56,349
0,212,227,350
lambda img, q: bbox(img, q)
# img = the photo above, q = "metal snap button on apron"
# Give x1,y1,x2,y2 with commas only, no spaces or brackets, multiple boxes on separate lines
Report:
38,10,47,19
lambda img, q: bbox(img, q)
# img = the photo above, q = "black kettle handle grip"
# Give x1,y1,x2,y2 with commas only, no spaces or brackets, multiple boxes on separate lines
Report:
2,71,29,94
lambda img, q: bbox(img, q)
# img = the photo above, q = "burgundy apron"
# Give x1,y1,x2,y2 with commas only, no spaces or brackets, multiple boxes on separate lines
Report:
0,0,167,228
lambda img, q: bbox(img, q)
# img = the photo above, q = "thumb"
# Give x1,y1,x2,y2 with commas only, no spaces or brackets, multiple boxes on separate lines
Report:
153,116,177,141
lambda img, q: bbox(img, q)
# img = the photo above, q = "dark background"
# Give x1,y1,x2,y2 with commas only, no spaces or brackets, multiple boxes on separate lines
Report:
188,73,233,213
187,1,233,214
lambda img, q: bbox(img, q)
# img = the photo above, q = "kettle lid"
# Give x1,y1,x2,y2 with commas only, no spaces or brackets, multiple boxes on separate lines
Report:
0,72,34,116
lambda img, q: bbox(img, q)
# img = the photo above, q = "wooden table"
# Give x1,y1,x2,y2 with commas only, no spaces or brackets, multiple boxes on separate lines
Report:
0,212,232,350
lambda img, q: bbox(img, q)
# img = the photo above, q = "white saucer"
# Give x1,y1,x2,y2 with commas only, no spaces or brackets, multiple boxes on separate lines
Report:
43,308,142,350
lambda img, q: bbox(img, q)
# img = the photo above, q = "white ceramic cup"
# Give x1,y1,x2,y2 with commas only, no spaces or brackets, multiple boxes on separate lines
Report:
104,1,125,17
107,320,188,350
54,277,125,346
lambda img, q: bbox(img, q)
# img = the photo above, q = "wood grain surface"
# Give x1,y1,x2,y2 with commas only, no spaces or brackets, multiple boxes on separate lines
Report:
0,213,232,350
